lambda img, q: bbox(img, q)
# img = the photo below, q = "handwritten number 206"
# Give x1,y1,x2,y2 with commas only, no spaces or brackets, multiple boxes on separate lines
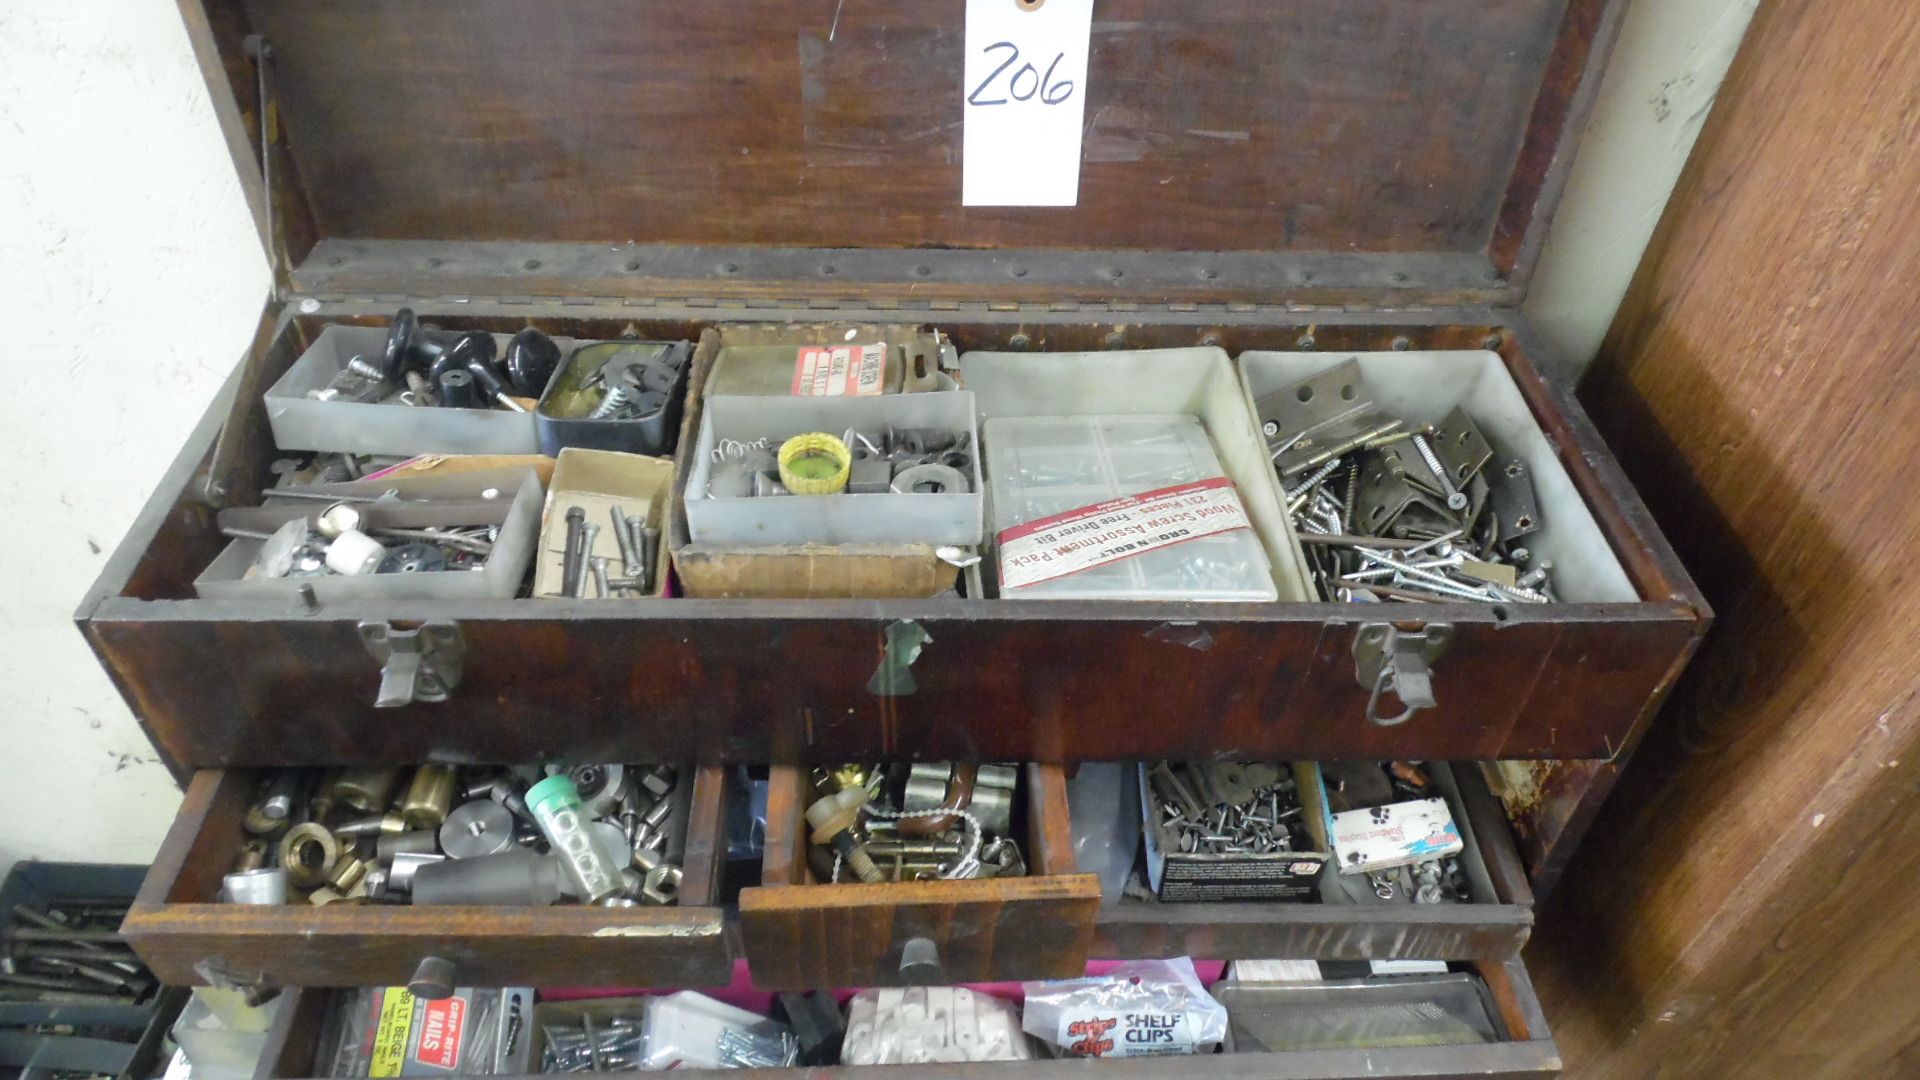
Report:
968,42,1073,106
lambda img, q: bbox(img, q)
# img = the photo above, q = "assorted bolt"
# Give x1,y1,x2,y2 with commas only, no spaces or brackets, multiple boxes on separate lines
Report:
805,764,1026,884
225,764,686,909
542,1015,648,1072
1,900,154,1004
557,501,659,598
1145,761,1312,857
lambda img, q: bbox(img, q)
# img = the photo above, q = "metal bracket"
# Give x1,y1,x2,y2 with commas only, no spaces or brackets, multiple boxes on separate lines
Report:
358,621,464,708
1352,622,1452,727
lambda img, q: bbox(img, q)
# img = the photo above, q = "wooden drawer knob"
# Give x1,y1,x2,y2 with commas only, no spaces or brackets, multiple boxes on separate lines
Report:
407,956,457,1000
899,937,944,984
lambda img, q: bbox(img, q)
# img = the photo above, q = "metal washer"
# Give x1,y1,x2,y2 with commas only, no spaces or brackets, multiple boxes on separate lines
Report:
890,462,970,495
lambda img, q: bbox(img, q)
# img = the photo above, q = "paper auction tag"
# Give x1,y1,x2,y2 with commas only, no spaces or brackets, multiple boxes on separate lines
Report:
792,343,886,396
961,0,1096,206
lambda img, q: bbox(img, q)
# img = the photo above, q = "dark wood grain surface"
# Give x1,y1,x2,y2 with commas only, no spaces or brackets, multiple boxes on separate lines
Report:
1530,2,1920,1076
236,0,1572,257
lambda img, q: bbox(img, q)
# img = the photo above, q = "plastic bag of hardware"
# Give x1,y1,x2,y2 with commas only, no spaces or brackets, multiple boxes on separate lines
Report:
640,991,799,1070
1021,958,1228,1058
320,986,530,1076
842,987,1036,1065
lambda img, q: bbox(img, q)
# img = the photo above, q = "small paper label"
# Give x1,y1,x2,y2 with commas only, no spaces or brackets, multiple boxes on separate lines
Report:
369,988,414,1077
413,995,466,1072
792,343,886,397
962,0,1096,206
1057,1010,1200,1058
997,477,1253,590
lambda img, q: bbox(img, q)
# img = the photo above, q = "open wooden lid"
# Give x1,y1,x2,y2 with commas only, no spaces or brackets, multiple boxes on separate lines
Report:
191,0,1623,309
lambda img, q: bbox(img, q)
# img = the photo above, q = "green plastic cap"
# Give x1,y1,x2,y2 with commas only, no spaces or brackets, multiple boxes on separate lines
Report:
525,774,582,819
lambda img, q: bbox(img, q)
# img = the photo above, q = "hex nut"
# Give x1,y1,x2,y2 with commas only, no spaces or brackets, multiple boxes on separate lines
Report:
641,864,682,905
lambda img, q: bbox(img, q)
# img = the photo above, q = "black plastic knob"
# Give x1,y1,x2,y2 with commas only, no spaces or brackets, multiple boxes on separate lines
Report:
504,327,562,396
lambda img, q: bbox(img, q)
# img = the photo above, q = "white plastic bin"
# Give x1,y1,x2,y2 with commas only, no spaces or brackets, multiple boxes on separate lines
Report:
683,392,984,546
959,347,1312,601
984,415,1278,601
263,325,575,455
193,467,543,602
1236,350,1636,602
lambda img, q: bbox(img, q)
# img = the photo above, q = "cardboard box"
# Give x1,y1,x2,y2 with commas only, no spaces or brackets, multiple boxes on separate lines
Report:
523,997,651,1073
672,323,971,599
1138,763,1333,903
1327,796,1464,876
533,449,674,598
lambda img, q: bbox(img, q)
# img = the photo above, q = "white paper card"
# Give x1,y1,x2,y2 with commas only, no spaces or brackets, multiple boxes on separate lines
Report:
962,0,1096,206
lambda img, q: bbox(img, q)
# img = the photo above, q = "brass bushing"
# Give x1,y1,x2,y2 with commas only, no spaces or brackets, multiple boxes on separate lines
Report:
399,765,457,830
279,822,340,889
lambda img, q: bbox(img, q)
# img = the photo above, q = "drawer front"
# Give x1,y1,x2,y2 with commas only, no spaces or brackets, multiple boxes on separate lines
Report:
122,768,733,990
86,604,1696,771
1098,761,1536,962
253,958,1559,1078
738,764,1102,991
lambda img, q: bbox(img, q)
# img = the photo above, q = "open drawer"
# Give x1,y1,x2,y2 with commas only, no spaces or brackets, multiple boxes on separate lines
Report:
250,957,1559,1077
121,767,733,990
738,764,1103,991
1096,763,1536,962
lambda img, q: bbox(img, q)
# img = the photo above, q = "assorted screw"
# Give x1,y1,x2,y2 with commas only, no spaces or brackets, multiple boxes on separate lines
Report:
542,1016,647,1072
225,764,685,909
1146,762,1311,856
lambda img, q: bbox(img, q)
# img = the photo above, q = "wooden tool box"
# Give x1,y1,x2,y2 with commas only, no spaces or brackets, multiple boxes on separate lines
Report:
77,2,1708,1076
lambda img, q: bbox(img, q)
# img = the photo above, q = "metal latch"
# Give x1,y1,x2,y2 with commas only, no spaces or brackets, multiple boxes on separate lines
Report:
1352,622,1451,727
867,620,932,697
358,621,464,708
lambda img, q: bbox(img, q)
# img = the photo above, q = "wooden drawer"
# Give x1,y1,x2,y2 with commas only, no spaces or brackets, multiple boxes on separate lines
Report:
739,764,1103,991
78,309,1704,775
120,767,733,990
1096,763,1536,962
250,958,1559,1078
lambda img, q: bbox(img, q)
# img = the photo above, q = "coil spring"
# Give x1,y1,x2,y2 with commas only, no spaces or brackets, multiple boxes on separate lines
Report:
589,384,632,420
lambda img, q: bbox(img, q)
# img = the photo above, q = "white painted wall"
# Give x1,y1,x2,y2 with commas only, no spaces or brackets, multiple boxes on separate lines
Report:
1524,0,1762,366
0,4,268,868
0,1,1754,872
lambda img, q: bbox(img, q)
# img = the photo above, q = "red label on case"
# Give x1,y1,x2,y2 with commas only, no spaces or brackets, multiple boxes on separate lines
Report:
413,996,465,1071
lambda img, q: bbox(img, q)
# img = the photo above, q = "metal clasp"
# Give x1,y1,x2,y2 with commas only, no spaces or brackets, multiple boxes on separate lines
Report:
358,621,464,708
1352,622,1452,727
